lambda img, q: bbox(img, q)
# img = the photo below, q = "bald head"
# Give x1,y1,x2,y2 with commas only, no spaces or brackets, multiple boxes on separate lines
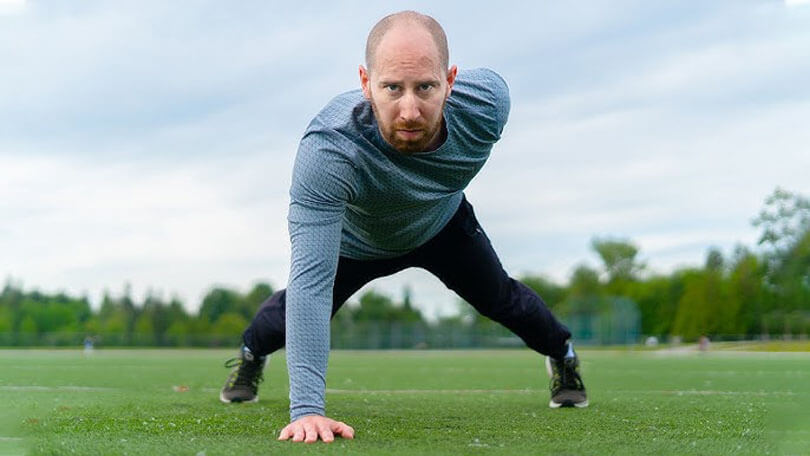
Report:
365,11,449,74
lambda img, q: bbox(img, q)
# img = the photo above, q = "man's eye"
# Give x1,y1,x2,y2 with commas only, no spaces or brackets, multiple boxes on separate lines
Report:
385,85,400,92
419,84,433,91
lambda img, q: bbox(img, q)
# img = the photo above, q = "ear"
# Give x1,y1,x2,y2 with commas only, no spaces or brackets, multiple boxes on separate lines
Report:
445,65,458,98
359,65,371,100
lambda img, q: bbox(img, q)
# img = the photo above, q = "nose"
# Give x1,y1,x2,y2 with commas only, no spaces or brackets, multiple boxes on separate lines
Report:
399,93,420,122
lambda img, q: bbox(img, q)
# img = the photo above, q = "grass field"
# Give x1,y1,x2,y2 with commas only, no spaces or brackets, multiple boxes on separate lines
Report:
1,347,808,455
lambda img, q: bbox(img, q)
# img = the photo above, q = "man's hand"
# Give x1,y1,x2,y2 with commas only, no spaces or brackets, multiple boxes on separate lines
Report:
278,415,355,444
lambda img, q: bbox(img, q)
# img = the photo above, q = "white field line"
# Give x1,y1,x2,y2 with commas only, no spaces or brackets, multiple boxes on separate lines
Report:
326,388,537,394
615,389,798,396
0,385,117,392
649,350,810,358
322,388,800,396
202,387,539,394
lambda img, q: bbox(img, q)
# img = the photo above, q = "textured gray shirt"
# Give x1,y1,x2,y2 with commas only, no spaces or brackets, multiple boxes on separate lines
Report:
285,68,510,420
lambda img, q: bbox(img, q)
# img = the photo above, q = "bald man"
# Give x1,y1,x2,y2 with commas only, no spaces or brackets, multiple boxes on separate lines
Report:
220,11,588,443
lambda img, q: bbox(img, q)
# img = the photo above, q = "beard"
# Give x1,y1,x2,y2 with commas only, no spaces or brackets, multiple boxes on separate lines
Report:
370,99,446,155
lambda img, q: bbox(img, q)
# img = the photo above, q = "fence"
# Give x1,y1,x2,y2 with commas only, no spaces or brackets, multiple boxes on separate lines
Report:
0,306,641,349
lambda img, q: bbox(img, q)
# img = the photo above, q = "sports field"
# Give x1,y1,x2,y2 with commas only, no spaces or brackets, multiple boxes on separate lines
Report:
1,348,808,455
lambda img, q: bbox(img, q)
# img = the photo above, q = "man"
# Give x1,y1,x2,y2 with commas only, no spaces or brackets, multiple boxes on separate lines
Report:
220,10,588,444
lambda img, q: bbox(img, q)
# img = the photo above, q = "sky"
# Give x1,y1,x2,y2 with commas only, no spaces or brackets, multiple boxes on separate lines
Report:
1,0,809,319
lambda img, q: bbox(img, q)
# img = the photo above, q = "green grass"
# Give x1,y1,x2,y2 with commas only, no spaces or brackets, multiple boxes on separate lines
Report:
1,348,808,455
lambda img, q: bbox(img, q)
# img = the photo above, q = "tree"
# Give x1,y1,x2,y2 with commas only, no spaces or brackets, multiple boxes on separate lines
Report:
245,282,274,313
212,313,249,337
752,188,810,329
705,247,724,272
591,237,644,284
670,264,730,340
626,275,680,336
753,187,810,256
351,290,424,323
567,265,602,301
728,246,764,336
199,288,242,324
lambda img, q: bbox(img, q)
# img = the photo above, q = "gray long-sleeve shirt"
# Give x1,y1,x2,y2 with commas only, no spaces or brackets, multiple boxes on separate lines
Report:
285,68,510,420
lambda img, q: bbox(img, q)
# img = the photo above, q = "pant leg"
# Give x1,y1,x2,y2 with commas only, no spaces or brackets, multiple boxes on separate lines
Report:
242,253,412,356
414,197,571,359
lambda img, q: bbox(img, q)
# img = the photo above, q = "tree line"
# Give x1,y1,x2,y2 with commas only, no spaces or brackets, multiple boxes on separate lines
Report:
1,187,808,346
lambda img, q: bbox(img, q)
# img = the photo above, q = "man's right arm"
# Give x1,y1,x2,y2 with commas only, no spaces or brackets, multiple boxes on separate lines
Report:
285,130,356,422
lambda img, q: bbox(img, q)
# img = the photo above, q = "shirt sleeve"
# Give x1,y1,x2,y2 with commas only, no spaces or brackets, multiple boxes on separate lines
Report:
286,129,356,421
485,69,511,135
449,68,511,145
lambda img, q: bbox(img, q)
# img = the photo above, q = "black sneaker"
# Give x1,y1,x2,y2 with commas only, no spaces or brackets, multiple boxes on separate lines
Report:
220,347,266,404
545,349,588,408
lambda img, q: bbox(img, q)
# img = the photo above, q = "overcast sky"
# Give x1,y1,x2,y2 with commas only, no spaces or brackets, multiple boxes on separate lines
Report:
2,0,809,319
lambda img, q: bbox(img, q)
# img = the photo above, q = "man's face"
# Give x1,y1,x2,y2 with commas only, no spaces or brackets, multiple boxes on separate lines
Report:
360,26,457,154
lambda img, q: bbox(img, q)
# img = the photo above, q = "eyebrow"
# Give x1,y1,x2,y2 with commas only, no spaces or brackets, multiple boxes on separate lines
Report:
377,79,439,86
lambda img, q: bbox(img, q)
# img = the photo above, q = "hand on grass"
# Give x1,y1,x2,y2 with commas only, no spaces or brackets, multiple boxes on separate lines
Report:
278,415,355,443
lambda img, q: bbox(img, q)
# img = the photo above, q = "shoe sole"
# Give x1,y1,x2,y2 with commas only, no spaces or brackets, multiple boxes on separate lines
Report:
219,390,259,404
549,399,589,408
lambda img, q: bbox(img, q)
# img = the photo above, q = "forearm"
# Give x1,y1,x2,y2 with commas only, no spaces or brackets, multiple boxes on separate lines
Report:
286,279,332,420
285,210,343,421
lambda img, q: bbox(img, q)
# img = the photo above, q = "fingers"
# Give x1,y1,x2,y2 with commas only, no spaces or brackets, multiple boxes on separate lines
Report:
293,425,306,443
277,416,354,444
277,424,292,441
332,421,355,440
319,424,335,443
304,422,319,443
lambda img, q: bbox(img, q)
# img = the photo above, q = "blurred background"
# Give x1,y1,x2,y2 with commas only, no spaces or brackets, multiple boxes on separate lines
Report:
1,0,809,347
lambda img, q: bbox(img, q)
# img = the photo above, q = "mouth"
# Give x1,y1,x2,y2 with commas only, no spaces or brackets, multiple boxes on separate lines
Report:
396,129,424,140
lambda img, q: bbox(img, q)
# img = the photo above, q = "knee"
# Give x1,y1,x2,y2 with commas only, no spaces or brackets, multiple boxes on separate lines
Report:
483,278,546,321
469,279,515,320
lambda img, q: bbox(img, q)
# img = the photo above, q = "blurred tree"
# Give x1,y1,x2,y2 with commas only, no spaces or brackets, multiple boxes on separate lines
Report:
753,188,810,332
166,320,190,344
671,264,729,340
626,275,681,336
777,228,810,330
134,313,154,334
705,247,724,272
726,246,763,336
591,237,644,283
20,315,37,334
351,290,424,323
753,187,810,256
567,265,602,301
199,288,243,324
212,312,249,336
0,306,13,333
244,282,274,318
117,284,137,344
102,311,127,334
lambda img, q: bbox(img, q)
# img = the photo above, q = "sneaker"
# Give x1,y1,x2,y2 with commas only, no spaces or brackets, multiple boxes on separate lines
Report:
220,346,266,404
545,346,588,408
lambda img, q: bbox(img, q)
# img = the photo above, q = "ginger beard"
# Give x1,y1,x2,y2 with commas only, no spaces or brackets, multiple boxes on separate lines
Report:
369,92,447,155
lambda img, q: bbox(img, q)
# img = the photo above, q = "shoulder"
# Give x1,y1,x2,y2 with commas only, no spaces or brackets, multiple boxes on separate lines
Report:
447,68,511,141
456,68,510,97
307,89,368,138
293,107,361,204
300,89,371,160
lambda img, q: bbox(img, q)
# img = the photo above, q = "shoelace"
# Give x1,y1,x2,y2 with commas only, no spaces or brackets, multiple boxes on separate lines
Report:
551,358,584,392
224,357,264,388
